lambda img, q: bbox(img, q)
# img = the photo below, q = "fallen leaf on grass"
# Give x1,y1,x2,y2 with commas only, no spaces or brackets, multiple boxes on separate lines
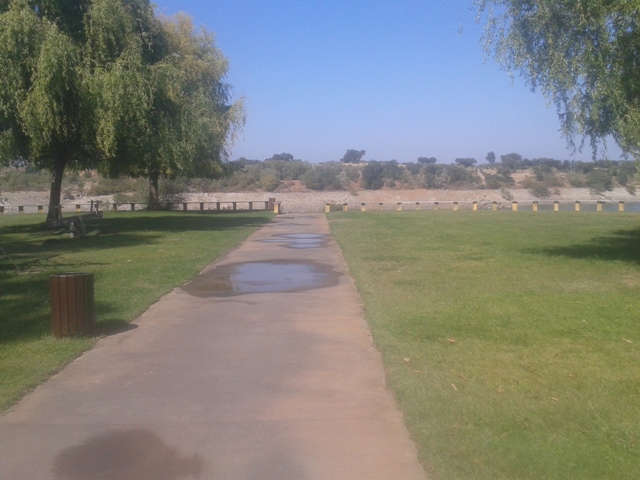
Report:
451,383,458,391
403,357,411,363
448,338,457,344
550,397,559,402
623,338,633,344
497,386,505,394
473,457,484,468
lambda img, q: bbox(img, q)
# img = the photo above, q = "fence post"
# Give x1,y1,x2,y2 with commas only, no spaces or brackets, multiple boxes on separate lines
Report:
18,205,24,214
512,201,518,211
619,201,625,212
182,202,188,211
249,202,253,211
453,202,459,211
361,203,366,212
434,202,439,210
472,201,478,211
554,201,559,211
597,201,603,212
200,202,204,211
325,204,330,213
415,202,420,210
232,202,237,211
533,201,538,212
76,204,81,213
379,202,384,210
492,201,497,211
343,203,348,212
575,201,580,212
0,206,4,214
274,202,280,214
397,202,402,211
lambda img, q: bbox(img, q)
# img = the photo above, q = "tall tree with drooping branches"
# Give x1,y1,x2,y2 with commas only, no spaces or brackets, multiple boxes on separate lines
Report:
476,0,640,158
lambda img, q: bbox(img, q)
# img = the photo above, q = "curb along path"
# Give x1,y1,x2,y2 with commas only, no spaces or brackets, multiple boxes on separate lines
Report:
0,213,427,479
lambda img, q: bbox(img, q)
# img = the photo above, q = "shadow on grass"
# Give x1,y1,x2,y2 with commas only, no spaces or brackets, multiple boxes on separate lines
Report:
1,212,272,254
0,212,273,345
529,227,640,264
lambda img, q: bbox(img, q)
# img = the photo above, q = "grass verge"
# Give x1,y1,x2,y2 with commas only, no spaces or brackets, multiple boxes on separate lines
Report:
329,211,640,479
0,211,272,411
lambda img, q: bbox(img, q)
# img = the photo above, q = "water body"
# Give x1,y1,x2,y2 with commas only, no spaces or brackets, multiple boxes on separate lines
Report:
182,260,340,297
258,233,331,249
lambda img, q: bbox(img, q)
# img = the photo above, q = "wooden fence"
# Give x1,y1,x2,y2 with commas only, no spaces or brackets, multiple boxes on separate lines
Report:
0,199,279,215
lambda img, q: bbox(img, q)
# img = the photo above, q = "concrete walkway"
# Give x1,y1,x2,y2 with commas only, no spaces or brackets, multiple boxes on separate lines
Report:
0,214,427,480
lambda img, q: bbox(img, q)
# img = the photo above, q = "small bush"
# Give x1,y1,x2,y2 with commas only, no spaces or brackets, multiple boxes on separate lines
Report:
586,170,613,192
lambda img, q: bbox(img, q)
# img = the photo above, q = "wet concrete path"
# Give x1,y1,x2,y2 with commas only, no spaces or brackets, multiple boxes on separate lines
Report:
0,214,427,479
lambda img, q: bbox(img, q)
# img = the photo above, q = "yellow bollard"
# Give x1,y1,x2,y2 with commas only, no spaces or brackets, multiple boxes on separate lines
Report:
112,203,118,212
453,202,459,211
492,201,497,211
38,205,44,214
76,204,81,213
473,201,478,211
575,201,580,212
554,201,559,212
325,204,330,213
397,202,402,211
597,201,602,212
619,201,625,212
360,203,366,212
533,201,538,212
343,203,348,212
274,203,280,214
512,201,518,211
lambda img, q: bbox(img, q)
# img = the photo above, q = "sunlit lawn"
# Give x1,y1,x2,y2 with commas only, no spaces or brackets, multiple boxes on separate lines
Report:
329,211,640,479
0,211,272,411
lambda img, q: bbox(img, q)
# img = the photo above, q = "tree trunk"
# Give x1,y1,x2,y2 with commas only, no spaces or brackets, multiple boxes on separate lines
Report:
148,171,161,210
46,157,67,223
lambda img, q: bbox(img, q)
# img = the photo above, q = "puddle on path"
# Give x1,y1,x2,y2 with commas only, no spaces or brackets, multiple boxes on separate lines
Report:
182,260,340,297
258,233,331,249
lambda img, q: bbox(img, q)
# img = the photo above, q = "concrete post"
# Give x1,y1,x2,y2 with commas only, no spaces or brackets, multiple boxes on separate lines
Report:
492,201,497,211
397,202,402,211
533,201,538,212
619,201,625,212
343,203,348,212
575,201,580,212
597,201,602,212
361,203,366,212
325,204,330,213
554,201,559,211
472,201,478,211
512,201,518,211
453,202,458,211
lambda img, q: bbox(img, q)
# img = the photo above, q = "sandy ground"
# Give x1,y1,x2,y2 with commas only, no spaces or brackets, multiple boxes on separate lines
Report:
1,187,638,214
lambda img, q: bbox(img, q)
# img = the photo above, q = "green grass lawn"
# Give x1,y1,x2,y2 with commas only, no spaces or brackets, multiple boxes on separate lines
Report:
0,211,272,411
329,211,640,480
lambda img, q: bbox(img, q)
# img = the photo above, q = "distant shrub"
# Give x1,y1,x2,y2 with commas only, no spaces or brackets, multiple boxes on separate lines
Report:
567,173,587,187
586,170,613,192
0,168,50,191
362,162,384,190
302,165,343,191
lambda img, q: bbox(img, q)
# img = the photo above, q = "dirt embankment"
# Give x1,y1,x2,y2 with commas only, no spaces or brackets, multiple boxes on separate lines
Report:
2,187,637,214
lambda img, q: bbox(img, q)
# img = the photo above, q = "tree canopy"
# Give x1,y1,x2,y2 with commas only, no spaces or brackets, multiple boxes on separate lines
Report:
0,0,242,218
340,149,366,163
476,0,640,157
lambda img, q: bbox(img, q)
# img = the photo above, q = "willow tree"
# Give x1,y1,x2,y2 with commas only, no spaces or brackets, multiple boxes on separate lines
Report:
92,12,244,209
476,1,640,157
0,0,94,222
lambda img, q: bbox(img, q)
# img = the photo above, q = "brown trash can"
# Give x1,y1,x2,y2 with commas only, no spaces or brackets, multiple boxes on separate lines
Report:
50,273,95,338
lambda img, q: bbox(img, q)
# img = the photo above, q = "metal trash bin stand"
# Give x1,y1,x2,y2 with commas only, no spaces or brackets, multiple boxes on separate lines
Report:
50,273,95,338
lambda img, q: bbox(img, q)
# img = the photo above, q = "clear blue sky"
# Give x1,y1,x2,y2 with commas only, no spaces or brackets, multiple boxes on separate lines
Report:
155,0,624,164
